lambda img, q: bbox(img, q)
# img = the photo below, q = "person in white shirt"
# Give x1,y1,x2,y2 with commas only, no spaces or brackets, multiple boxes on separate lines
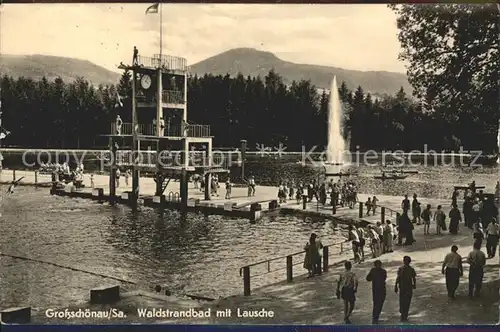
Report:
486,218,499,258
467,242,486,297
441,245,463,299
348,225,361,263
115,115,123,135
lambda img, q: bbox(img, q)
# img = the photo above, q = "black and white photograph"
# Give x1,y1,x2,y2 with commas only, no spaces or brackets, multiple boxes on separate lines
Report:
0,2,499,326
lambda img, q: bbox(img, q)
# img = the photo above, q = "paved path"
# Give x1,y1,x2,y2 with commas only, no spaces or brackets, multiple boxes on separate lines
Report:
173,228,499,325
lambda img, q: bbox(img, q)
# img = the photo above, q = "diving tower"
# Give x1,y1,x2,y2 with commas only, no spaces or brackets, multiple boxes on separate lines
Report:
103,53,231,208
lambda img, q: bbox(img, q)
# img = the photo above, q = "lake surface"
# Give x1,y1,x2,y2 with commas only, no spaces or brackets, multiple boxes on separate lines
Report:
0,163,498,310
0,186,341,310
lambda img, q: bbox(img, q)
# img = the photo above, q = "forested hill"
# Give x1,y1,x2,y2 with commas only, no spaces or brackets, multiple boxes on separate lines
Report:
0,54,120,86
190,48,411,95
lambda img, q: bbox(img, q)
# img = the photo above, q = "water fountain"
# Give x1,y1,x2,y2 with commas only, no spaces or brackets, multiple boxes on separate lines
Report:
325,76,348,174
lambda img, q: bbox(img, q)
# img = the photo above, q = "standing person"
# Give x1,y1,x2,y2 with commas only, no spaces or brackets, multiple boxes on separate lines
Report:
448,204,462,235
412,194,421,224
441,245,463,299
451,188,459,207
384,220,394,253
467,242,486,298
421,204,432,235
395,256,416,322
486,218,499,258
372,196,378,214
336,261,358,324
115,168,121,188
365,197,373,216
225,178,232,199
132,46,139,65
348,225,361,263
472,222,485,248
401,194,410,214
115,115,123,135
124,169,131,186
434,205,446,235
304,233,323,277
400,211,414,245
370,225,381,258
366,260,387,324
357,226,366,262
248,176,256,197
159,117,165,136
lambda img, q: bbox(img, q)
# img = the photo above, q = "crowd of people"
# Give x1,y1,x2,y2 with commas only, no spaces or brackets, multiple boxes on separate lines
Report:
300,179,498,324
276,178,360,209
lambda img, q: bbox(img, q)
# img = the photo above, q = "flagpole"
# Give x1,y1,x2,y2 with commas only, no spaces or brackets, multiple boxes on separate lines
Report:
159,2,162,65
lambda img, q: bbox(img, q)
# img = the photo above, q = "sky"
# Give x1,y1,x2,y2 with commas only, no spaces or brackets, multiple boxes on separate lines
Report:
0,3,406,74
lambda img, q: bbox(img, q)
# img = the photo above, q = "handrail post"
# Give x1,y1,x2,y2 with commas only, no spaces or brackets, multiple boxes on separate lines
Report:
286,255,293,282
243,266,251,296
13,169,16,181
381,206,385,223
322,246,329,272
358,201,363,218
34,171,38,187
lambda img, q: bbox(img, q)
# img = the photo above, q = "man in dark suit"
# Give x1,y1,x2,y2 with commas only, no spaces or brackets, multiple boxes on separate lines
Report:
366,260,387,324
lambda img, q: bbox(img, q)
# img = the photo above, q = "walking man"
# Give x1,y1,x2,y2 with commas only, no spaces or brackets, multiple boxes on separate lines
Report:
467,241,486,297
366,260,387,324
486,218,499,258
336,261,358,324
395,256,416,322
441,245,463,299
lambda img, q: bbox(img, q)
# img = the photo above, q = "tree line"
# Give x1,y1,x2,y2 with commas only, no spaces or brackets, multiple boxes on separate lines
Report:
0,68,496,153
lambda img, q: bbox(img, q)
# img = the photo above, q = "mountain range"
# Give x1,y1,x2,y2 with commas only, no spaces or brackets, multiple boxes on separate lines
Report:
0,48,411,95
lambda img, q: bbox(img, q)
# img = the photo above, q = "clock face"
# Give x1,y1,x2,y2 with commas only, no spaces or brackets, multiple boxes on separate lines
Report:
141,74,152,89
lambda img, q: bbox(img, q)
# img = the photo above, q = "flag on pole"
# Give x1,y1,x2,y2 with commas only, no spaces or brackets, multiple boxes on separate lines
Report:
145,3,159,14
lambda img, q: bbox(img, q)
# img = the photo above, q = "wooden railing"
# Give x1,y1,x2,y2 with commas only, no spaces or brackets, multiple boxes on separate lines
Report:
111,150,236,170
239,240,349,296
110,123,211,138
162,90,184,104
136,54,187,71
